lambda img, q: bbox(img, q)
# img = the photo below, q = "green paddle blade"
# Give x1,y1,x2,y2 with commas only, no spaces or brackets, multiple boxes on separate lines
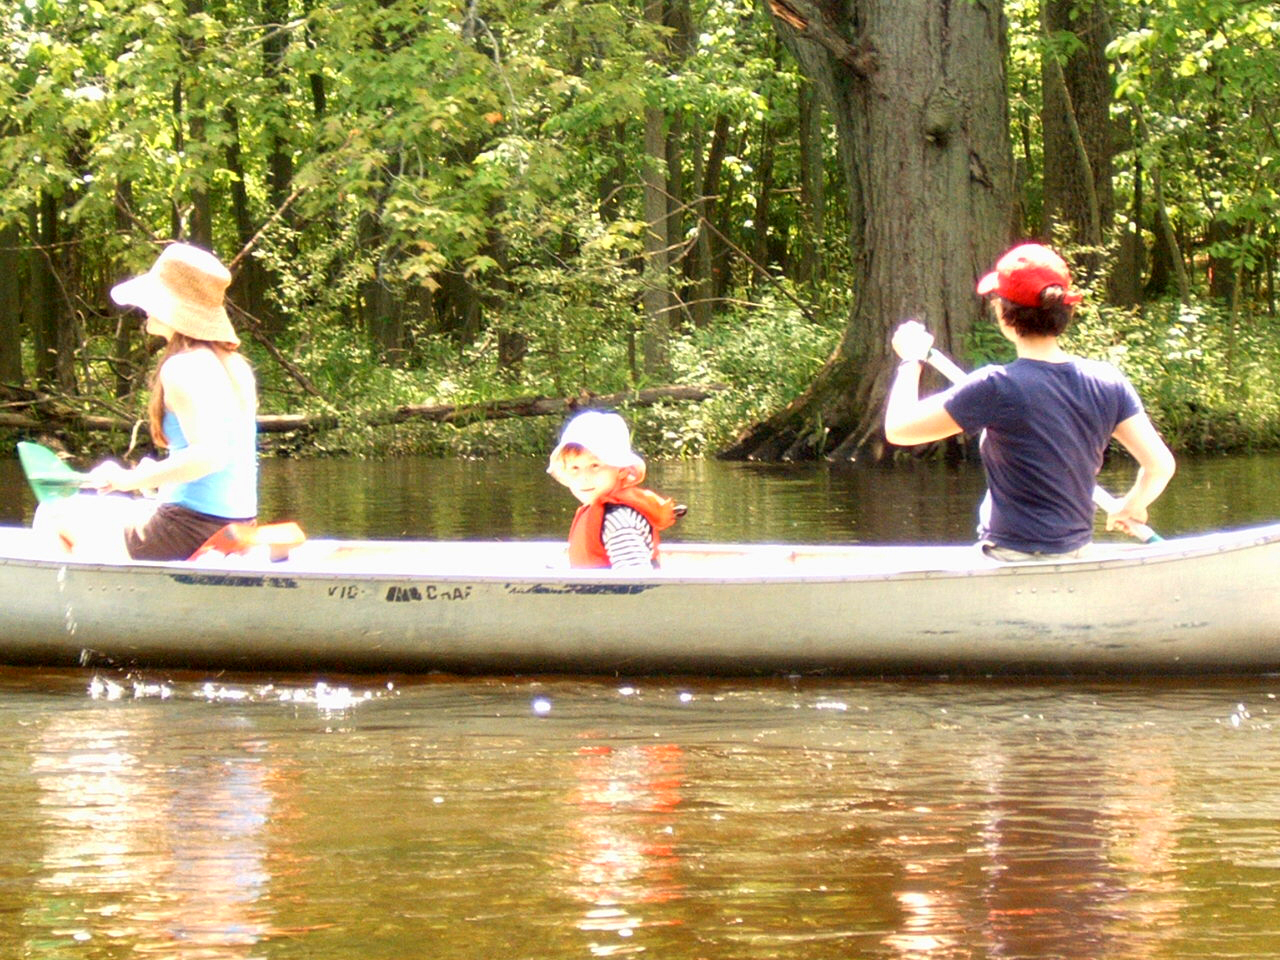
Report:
16,441,88,504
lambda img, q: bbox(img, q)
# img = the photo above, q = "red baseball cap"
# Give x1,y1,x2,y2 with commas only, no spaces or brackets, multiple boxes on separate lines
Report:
976,243,1083,307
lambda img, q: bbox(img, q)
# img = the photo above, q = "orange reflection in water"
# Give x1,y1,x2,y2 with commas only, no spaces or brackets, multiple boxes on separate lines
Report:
565,741,686,944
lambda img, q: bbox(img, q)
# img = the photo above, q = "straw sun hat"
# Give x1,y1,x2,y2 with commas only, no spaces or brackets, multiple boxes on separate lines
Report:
110,242,239,345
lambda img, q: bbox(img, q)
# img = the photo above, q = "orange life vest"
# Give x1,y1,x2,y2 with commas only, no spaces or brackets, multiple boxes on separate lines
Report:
567,485,678,568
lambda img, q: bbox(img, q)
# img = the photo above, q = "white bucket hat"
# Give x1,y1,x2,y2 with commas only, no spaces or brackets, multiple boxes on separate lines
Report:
110,242,239,345
548,411,645,480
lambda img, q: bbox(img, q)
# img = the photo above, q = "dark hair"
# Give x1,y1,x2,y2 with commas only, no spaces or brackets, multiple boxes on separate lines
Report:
995,287,1075,337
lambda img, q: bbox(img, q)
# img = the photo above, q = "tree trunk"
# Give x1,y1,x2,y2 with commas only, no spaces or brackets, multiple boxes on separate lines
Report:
31,193,77,392
795,80,825,289
237,0,293,338
224,105,276,341
112,181,140,399
1135,111,1190,304
1109,117,1144,308
750,104,778,286
721,0,1012,461
1,384,726,438
640,1,675,377
1040,0,1114,279
689,114,730,328
0,221,23,385
181,0,212,247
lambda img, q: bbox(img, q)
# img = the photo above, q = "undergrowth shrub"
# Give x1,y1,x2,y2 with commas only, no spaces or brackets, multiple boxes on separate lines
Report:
966,295,1280,453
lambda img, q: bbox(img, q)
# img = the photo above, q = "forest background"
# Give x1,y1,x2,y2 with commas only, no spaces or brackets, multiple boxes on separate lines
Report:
2,0,1278,462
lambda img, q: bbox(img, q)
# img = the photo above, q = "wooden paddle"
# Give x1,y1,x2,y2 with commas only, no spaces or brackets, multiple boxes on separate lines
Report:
15,442,90,504
923,349,1161,543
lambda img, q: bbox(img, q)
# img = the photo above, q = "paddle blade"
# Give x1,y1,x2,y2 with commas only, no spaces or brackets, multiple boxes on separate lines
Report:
16,441,88,504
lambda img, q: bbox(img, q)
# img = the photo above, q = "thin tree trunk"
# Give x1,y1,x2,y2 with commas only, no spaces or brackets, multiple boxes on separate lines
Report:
1040,0,1113,266
1136,111,1190,304
642,105,673,374
179,0,213,246
32,193,69,391
0,221,22,385
640,1,674,376
1109,111,1143,307
689,114,730,328
751,104,778,285
224,105,275,340
112,181,139,398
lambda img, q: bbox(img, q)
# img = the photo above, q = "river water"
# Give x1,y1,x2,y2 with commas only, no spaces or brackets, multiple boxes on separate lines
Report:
0,452,1278,958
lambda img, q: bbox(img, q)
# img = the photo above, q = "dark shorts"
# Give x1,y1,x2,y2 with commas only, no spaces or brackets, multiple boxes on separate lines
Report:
124,502,255,562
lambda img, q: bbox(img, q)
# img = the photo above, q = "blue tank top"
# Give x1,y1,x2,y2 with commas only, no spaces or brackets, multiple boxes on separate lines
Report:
161,409,258,519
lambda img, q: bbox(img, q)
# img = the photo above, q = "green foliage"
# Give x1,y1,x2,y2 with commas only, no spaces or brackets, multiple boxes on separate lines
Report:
3,0,1279,463
1066,300,1280,452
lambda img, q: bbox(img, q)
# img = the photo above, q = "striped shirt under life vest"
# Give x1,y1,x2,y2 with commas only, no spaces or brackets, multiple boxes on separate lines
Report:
601,504,656,569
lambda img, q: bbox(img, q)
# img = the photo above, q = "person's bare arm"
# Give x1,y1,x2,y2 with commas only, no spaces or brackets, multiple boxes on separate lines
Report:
1106,413,1176,534
884,321,964,445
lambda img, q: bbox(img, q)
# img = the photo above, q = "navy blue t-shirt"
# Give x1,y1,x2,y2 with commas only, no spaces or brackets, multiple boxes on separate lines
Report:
943,357,1142,553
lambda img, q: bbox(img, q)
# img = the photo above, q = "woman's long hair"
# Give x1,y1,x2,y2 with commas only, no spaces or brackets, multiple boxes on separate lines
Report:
148,333,253,448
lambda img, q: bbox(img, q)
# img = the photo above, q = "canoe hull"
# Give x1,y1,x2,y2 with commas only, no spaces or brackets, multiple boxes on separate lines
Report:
1,524,1277,675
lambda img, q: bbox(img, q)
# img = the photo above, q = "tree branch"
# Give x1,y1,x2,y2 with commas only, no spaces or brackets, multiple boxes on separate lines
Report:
766,0,877,78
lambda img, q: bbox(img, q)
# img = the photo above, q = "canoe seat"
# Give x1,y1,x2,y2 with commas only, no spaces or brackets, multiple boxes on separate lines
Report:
188,521,307,563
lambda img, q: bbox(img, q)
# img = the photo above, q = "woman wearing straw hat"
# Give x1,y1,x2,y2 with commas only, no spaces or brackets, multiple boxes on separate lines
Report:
35,242,258,561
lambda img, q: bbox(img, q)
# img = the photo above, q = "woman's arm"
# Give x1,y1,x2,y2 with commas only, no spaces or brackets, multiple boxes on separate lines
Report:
884,321,964,445
1106,413,1176,533
93,352,251,493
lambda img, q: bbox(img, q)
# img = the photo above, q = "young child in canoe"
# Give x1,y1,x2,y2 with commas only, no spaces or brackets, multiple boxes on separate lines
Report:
547,410,679,570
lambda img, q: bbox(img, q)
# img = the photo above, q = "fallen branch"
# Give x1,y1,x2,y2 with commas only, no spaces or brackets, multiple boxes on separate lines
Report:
256,383,728,433
0,383,727,438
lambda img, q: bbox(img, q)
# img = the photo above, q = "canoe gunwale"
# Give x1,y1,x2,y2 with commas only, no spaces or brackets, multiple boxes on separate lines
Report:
0,522,1276,586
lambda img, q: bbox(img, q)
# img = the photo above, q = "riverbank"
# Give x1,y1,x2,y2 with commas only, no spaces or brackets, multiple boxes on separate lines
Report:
6,297,1279,462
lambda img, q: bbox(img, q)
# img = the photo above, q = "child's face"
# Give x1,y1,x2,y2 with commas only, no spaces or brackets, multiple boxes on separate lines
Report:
557,450,623,506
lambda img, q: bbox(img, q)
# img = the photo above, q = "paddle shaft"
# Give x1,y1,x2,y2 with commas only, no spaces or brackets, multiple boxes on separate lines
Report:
922,349,1160,543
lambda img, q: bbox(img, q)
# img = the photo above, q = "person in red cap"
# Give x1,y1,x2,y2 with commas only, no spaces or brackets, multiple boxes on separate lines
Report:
884,243,1175,561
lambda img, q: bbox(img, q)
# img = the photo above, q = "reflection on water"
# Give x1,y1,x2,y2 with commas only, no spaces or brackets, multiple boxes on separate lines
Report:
565,741,685,950
26,704,275,957
0,673,1278,958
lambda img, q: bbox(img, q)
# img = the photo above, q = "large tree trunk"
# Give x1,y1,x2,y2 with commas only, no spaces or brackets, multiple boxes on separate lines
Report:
721,0,1012,461
795,79,826,289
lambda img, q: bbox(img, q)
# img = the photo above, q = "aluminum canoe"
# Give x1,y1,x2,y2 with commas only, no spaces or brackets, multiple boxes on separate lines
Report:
0,523,1277,676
